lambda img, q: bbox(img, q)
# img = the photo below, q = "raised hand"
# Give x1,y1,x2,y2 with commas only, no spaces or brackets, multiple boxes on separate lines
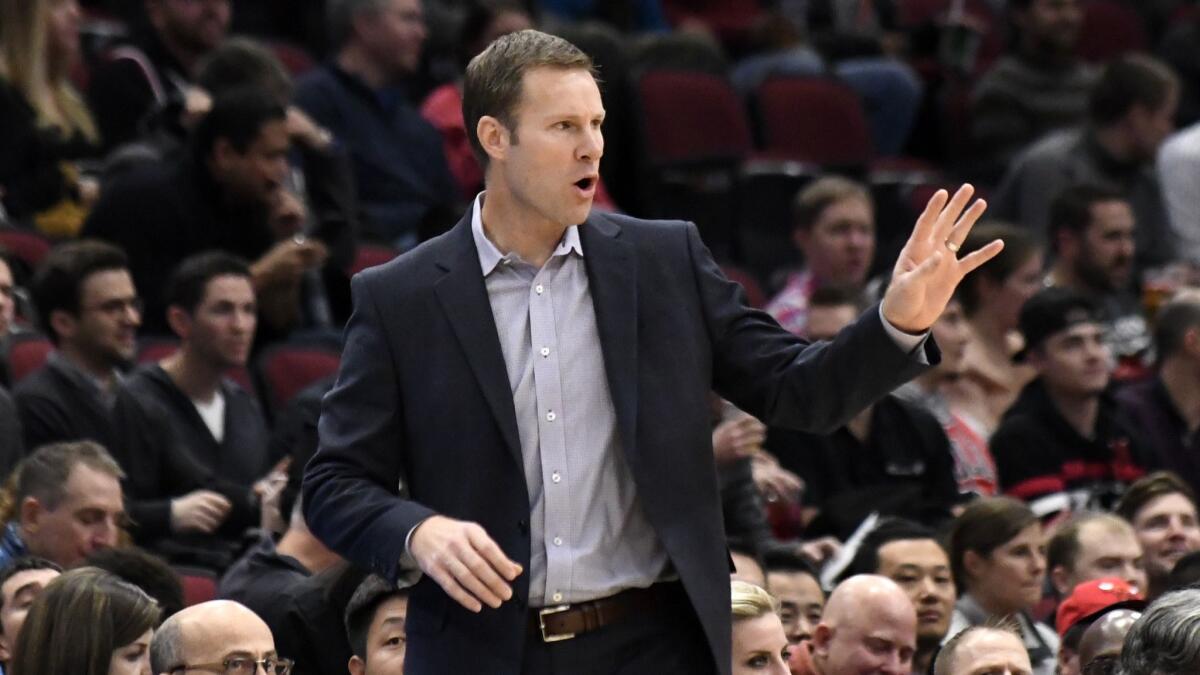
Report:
881,184,1004,334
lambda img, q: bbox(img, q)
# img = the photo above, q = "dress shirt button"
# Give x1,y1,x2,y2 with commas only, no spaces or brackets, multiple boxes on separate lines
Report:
551,472,561,483
540,346,551,357
553,537,563,546
552,592,563,603
546,411,556,422
535,284,544,295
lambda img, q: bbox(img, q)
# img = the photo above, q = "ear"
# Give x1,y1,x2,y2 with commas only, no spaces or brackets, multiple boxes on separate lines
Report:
211,137,238,169
962,549,986,583
347,656,366,675
48,309,77,344
166,305,192,342
1050,565,1071,597
1183,326,1200,358
19,496,43,533
811,624,833,657
476,115,510,164
1056,228,1080,258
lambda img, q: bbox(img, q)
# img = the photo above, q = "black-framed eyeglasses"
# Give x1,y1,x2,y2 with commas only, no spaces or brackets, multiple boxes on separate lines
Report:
169,656,294,675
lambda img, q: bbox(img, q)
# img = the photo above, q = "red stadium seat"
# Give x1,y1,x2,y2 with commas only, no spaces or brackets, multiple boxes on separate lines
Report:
720,264,767,309
268,41,316,77
635,70,753,166
754,76,873,167
175,566,217,606
0,229,53,273
6,333,53,384
1077,0,1148,63
256,343,340,413
347,244,398,276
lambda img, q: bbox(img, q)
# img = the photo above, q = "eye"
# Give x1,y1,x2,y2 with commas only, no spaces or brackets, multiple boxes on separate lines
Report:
746,654,768,668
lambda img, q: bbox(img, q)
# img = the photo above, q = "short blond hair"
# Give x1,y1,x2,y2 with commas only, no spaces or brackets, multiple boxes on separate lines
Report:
731,580,779,621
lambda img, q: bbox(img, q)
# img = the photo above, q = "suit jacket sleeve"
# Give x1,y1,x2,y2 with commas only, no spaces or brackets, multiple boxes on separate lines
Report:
687,223,933,434
302,273,436,582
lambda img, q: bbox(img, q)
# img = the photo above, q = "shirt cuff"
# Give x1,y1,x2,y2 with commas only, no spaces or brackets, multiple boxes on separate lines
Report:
879,305,930,364
399,517,429,581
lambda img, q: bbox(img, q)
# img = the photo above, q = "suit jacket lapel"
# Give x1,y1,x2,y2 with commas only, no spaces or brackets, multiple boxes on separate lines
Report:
433,217,523,466
581,214,639,462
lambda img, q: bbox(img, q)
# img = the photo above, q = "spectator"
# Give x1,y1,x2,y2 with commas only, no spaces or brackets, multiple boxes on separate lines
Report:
765,177,876,338
264,562,363,675
789,575,917,675
1158,122,1200,263
0,558,61,668
83,88,330,337
0,0,102,237
344,575,409,675
934,624,1033,675
0,253,21,469
730,539,767,588
0,441,124,571
8,567,158,675
1053,578,1144,675
1118,588,1200,675
770,287,959,538
13,241,138,451
897,293,999,497
838,518,956,674
946,497,1058,675
85,547,185,624
1045,184,1149,365
1165,549,1200,592
968,0,1095,182
86,0,230,150
296,0,460,249
762,549,824,647
1077,608,1139,675
993,54,1180,270
1046,513,1147,600
1114,472,1200,600
149,600,288,675
1118,291,1200,495
957,223,1043,433
990,287,1144,508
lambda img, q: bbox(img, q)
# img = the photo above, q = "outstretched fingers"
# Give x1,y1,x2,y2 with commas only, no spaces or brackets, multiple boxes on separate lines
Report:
911,189,948,245
933,184,976,243
956,239,1005,277
945,198,989,250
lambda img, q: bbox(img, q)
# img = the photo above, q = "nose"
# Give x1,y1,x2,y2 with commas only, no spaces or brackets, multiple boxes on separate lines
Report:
578,126,604,163
125,302,142,327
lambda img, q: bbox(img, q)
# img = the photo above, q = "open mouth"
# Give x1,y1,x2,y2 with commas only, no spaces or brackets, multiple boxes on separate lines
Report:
573,176,597,194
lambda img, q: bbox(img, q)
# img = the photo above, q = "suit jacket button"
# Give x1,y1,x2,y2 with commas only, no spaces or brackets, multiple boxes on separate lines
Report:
518,519,529,534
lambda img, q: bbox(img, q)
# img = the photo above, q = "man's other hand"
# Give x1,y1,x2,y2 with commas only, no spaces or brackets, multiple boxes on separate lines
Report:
881,184,1003,334
409,515,523,613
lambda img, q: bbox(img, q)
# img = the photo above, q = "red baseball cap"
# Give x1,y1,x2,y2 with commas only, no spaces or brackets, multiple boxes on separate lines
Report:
1055,577,1146,637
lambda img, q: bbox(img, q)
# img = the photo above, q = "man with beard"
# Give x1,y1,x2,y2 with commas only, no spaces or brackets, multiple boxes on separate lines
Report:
1045,185,1147,366
1115,472,1200,600
88,0,231,150
13,241,141,450
990,288,1146,509
117,253,281,569
969,0,1096,182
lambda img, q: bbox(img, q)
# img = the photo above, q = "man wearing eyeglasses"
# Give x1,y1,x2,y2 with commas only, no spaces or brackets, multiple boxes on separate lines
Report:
150,599,294,675
13,240,142,451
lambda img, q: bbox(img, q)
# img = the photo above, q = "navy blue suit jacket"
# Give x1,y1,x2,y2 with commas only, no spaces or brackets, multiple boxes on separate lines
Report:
303,210,935,674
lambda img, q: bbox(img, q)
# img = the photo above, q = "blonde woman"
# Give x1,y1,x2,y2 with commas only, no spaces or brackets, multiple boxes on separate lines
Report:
0,0,101,237
731,580,791,675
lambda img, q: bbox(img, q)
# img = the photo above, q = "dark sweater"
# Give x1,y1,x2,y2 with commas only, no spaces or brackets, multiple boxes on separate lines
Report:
12,353,118,452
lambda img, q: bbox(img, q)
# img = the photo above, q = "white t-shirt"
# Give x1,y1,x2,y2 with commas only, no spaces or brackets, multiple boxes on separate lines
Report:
192,390,226,443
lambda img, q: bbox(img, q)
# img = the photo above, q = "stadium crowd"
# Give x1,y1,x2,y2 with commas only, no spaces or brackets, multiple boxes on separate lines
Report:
2,0,1200,673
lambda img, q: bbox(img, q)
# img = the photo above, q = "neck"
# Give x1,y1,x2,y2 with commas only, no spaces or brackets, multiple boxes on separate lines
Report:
157,32,205,77
1046,384,1100,438
480,188,568,269
969,588,1021,620
1161,359,1200,432
913,643,939,674
1093,124,1137,163
276,519,341,574
337,46,389,91
970,312,1012,354
1049,260,1087,292
58,343,117,388
160,349,223,402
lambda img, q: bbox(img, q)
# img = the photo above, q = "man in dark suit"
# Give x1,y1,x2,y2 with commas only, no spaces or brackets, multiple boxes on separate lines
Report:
303,29,1001,675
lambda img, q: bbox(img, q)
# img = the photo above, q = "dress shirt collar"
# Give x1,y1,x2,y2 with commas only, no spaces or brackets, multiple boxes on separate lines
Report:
470,192,584,276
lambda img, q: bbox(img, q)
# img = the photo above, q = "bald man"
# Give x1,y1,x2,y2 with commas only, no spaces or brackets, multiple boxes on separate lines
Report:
935,626,1032,675
149,600,290,675
790,575,917,675
1077,609,1140,675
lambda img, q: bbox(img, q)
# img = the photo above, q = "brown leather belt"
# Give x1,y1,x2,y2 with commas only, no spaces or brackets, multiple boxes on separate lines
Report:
528,583,681,642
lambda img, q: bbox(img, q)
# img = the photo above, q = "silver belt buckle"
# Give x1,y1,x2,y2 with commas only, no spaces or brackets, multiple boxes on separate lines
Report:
538,604,575,642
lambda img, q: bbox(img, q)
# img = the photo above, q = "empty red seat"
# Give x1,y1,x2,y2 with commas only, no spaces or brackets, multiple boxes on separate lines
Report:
755,76,873,167
256,343,340,413
6,333,53,384
1077,0,1148,63
636,69,753,166
347,244,399,276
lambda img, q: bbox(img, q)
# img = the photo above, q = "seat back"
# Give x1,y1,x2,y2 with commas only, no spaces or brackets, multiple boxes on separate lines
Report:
1077,0,1148,62
755,77,873,167
257,344,341,414
635,69,753,166
7,333,53,384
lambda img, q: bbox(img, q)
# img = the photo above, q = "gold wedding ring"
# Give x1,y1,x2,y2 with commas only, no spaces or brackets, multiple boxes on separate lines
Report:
945,240,960,253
